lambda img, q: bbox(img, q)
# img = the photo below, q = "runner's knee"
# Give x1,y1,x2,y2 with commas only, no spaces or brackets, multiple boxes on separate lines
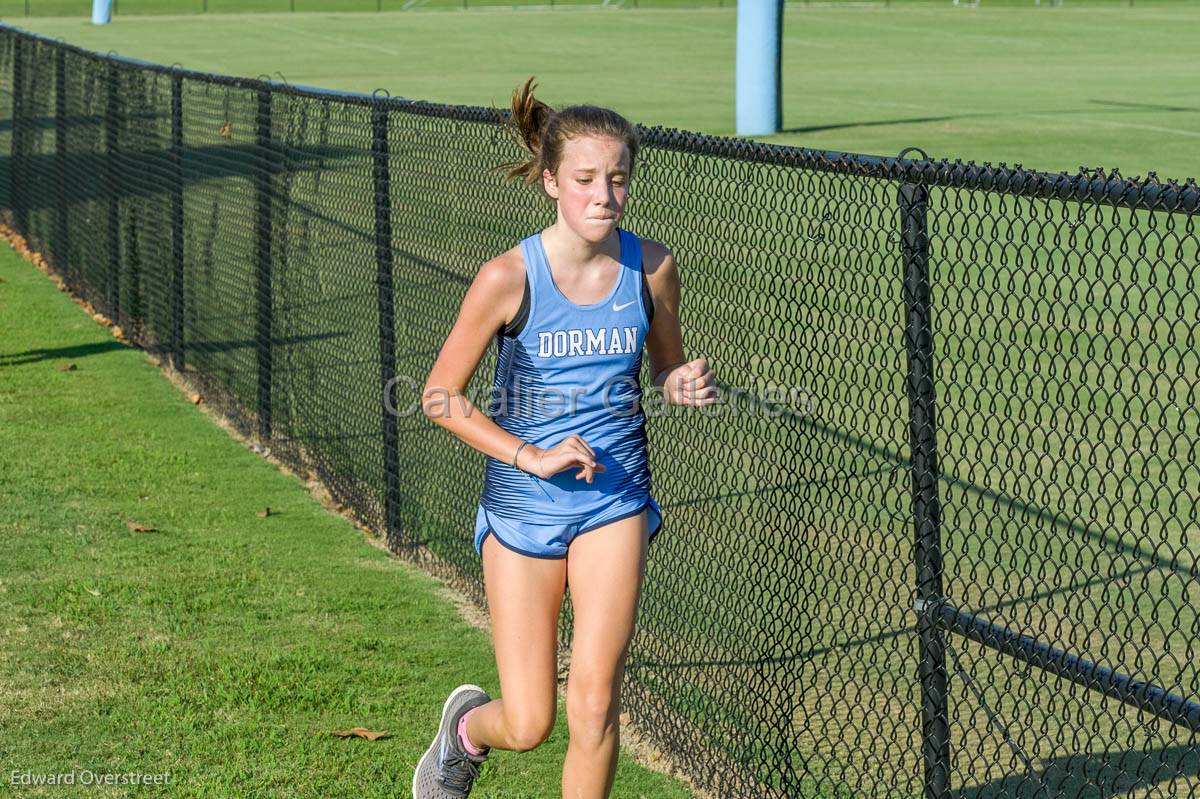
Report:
503,706,556,752
565,679,620,745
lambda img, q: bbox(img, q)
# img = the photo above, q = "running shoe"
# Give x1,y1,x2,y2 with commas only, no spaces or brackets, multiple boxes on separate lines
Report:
412,684,492,798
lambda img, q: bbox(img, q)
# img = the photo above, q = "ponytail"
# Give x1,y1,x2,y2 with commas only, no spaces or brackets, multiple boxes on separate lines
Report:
497,76,554,185
495,76,640,197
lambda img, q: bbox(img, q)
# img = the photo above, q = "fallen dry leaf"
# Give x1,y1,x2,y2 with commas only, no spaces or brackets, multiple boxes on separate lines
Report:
332,727,389,741
127,521,159,532
190,393,203,405
91,312,111,325
219,122,232,138
58,363,77,371
255,507,271,518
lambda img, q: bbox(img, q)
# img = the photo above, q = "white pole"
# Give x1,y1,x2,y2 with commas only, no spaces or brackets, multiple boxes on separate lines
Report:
736,0,783,136
93,0,113,25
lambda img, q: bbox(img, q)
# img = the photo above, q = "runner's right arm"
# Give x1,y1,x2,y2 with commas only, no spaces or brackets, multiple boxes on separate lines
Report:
422,252,602,482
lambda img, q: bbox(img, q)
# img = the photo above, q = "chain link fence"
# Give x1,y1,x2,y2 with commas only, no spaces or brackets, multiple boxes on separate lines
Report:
2,23,1197,798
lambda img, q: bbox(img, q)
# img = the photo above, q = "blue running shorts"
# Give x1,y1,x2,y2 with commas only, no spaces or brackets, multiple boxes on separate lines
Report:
474,496,663,560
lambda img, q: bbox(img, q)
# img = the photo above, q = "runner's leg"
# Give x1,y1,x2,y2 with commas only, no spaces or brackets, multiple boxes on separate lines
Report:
466,533,568,752
561,510,648,798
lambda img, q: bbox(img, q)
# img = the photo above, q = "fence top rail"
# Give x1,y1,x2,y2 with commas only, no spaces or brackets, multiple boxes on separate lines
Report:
4,22,1198,215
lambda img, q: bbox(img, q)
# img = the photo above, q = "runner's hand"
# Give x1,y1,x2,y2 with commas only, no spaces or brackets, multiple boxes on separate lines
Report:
658,357,718,407
527,434,606,484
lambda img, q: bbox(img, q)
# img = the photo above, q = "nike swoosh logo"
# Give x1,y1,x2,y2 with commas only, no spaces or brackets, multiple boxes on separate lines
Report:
613,299,636,312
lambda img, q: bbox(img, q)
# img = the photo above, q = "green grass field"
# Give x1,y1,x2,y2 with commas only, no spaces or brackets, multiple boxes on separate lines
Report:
2,5,1198,797
0,0,1192,15
4,4,1198,181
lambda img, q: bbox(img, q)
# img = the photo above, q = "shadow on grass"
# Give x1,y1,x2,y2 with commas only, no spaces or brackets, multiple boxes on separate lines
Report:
955,742,1199,799
0,339,129,365
0,329,351,366
629,559,1160,673
0,130,362,210
781,99,1200,140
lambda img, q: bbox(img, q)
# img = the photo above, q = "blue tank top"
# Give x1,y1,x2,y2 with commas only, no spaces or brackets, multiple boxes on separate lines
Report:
480,227,654,522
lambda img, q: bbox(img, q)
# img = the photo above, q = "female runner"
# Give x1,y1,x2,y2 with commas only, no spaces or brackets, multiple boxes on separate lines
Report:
413,77,716,799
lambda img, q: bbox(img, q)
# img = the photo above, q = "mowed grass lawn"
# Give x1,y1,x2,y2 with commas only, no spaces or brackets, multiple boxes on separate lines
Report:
0,242,695,797
3,4,1198,181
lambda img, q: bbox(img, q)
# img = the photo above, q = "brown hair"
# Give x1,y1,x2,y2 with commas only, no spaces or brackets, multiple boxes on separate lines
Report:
496,76,640,196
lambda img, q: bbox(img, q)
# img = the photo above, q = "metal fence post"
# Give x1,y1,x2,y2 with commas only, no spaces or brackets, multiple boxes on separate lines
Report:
10,37,26,236
170,73,185,371
897,148,951,799
372,104,402,549
255,88,273,441
123,73,143,325
105,61,121,320
53,47,68,270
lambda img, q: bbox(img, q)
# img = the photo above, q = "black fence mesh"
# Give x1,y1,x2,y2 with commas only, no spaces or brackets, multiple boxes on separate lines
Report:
2,23,1198,798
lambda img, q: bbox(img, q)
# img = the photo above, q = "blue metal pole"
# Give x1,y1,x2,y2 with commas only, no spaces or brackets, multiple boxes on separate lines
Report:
736,0,783,136
92,0,113,24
